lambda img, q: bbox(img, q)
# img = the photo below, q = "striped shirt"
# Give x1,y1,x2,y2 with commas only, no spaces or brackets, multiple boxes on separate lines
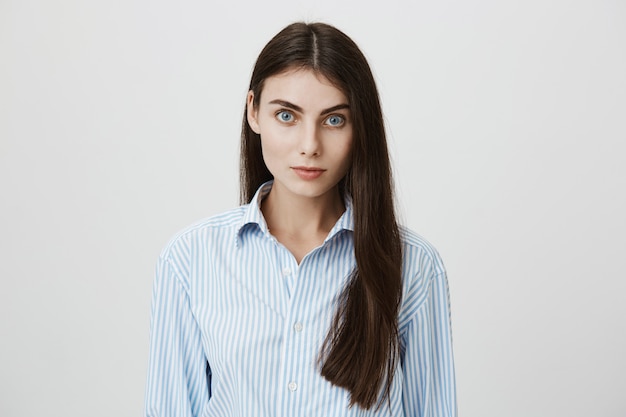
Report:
145,182,456,417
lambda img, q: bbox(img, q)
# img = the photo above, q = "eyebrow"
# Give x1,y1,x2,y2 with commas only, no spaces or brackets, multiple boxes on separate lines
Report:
268,99,350,116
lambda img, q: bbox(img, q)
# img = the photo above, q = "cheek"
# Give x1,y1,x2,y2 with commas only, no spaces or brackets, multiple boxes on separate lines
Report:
337,137,354,166
259,134,286,169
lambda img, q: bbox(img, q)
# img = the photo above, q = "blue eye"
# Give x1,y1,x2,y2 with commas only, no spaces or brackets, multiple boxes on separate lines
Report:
276,111,294,123
325,115,344,127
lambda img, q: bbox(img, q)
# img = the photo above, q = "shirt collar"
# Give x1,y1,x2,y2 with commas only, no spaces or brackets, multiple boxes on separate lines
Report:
236,181,354,246
325,194,354,242
237,181,273,240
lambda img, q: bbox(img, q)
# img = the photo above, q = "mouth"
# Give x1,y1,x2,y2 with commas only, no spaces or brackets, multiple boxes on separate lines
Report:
291,166,326,180
292,166,325,171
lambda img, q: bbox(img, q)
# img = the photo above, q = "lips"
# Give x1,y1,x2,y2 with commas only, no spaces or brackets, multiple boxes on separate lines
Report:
291,166,325,180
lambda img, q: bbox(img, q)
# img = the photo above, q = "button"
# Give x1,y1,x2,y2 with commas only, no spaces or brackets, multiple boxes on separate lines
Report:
282,267,292,276
288,381,298,392
293,322,303,332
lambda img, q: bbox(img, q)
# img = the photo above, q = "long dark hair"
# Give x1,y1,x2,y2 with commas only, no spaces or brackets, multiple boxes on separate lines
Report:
240,22,402,410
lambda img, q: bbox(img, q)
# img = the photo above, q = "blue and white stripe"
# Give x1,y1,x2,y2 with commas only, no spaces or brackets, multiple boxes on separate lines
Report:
145,181,456,417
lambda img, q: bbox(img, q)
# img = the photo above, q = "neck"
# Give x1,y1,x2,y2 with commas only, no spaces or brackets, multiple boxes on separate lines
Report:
261,183,345,241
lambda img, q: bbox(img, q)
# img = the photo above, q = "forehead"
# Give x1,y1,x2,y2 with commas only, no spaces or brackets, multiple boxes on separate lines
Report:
260,69,348,109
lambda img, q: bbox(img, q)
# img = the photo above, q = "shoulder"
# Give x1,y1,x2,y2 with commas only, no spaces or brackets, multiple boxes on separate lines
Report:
399,225,446,277
397,225,448,325
159,205,247,261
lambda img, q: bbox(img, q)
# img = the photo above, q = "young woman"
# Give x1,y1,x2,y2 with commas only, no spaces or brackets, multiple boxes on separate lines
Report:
145,22,456,417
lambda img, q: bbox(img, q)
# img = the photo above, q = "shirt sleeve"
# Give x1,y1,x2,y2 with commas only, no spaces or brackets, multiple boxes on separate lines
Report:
145,256,210,417
401,271,457,417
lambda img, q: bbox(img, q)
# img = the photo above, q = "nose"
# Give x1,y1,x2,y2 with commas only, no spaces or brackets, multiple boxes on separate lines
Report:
299,121,320,156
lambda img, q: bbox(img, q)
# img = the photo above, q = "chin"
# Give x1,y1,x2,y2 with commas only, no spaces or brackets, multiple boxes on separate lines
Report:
282,181,339,200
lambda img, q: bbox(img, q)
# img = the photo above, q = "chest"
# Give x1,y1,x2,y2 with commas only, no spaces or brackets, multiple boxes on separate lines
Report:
188,235,356,397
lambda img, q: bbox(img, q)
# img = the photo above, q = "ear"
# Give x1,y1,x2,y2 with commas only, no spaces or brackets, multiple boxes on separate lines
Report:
246,91,260,134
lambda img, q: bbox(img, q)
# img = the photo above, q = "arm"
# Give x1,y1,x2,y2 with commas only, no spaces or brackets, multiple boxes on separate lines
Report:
402,271,457,417
145,256,210,417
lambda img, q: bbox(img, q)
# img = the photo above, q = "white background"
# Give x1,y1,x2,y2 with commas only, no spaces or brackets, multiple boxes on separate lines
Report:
1,0,625,416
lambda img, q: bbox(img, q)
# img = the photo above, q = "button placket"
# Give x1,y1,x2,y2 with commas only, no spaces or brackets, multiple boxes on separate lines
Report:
278,250,297,298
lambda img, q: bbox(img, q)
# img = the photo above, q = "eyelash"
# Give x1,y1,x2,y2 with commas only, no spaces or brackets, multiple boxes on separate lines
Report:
324,114,345,127
276,110,295,123
274,110,346,127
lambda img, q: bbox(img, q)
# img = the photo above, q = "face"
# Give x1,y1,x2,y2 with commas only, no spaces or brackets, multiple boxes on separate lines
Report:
247,69,353,203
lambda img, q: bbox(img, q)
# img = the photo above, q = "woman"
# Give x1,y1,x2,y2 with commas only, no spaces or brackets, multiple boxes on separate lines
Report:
145,22,456,417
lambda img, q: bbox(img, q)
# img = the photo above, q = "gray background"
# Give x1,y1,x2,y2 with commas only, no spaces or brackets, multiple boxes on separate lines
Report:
1,0,625,416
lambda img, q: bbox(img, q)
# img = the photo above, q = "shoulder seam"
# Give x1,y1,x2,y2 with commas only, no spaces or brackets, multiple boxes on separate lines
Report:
158,255,191,297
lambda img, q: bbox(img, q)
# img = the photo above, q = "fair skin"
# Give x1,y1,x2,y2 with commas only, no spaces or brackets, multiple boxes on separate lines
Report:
247,69,353,263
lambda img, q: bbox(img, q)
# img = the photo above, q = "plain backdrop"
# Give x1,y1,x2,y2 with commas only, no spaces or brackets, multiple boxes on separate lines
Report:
1,0,625,416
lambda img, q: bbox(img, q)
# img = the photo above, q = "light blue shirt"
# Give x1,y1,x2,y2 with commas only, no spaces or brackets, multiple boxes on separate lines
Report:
145,182,456,416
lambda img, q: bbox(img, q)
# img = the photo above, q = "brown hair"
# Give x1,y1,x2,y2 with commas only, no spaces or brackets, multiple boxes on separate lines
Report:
240,22,402,410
